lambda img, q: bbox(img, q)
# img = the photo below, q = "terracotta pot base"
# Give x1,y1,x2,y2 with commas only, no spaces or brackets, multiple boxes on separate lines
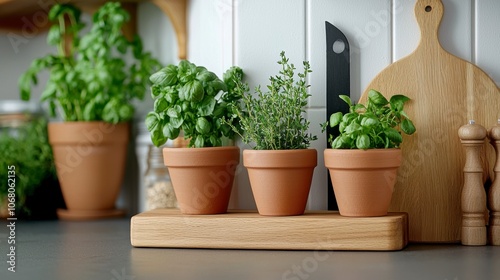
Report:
325,149,402,217
244,149,317,216
163,146,240,215
57,208,124,221
49,122,129,219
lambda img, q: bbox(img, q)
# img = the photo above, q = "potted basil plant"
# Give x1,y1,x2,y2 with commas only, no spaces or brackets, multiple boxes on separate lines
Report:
323,90,416,217
146,61,244,215
226,51,318,216
18,3,160,220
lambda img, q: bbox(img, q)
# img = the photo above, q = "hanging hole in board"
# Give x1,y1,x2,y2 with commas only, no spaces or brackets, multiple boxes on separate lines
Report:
425,5,432,12
333,39,345,54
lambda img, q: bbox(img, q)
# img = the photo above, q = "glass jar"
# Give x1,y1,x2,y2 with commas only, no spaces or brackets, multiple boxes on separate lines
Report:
0,100,43,136
144,144,177,210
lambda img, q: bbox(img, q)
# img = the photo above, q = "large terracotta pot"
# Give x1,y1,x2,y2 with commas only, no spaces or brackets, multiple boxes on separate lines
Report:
48,122,129,220
243,149,317,216
324,149,402,217
163,146,239,215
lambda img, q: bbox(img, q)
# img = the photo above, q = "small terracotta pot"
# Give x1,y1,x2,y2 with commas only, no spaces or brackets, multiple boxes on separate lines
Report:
48,122,129,220
244,149,317,216
324,149,402,217
163,146,239,215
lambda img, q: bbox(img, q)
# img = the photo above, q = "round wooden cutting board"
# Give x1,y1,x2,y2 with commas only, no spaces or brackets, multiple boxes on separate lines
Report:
359,0,500,242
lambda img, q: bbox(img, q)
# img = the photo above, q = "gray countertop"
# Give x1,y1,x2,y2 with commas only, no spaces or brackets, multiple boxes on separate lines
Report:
1,218,499,280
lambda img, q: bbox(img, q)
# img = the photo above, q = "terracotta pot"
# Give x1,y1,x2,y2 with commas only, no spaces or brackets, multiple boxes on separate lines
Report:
48,122,129,220
163,146,239,215
324,149,402,217
243,149,317,216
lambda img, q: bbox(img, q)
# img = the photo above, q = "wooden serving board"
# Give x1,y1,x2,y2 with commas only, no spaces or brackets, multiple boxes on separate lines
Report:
131,209,408,251
359,0,500,242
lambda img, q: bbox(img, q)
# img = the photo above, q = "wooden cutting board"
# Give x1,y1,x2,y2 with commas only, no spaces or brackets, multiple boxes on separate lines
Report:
359,0,500,242
131,209,408,251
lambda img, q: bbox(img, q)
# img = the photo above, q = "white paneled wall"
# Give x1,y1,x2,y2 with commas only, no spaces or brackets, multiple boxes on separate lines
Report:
1,0,499,212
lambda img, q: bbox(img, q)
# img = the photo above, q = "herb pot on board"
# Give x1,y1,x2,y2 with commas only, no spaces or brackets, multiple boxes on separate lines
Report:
163,146,239,215
244,149,317,216
324,148,402,217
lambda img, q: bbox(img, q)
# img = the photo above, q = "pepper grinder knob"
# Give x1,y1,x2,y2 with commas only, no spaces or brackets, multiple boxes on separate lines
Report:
459,120,487,246
488,119,500,245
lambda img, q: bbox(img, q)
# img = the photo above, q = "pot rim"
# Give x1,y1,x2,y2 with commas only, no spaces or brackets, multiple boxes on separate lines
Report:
243,148,317,168
324,148,402,169
163,146,240,167
48,121,129,145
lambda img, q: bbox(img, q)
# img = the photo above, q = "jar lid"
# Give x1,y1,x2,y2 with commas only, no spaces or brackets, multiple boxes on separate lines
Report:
0,100,43,115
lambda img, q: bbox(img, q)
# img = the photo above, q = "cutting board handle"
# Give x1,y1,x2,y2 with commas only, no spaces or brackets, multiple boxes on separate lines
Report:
415,0,444,49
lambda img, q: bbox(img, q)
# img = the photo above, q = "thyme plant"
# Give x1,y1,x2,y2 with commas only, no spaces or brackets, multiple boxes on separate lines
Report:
228,51,317,150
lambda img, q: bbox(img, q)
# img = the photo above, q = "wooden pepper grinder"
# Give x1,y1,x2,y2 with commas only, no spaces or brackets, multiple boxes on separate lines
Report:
488,119,500,245
459,120,487,246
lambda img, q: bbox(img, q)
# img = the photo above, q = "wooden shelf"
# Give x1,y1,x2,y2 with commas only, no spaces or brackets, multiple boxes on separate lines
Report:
131,209,409,251
0,0,187,59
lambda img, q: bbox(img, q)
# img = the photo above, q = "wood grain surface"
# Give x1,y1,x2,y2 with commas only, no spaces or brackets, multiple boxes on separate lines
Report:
131,209,408,251
359,0,500,242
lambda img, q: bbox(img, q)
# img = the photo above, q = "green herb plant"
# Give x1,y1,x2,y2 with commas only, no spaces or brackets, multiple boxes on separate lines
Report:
0,119,56,216
323,89,416,149
227,51,317,150
19,2,160,123
145,61,244,148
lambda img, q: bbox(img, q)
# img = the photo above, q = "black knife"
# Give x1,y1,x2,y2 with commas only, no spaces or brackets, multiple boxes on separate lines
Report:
325,21,350,210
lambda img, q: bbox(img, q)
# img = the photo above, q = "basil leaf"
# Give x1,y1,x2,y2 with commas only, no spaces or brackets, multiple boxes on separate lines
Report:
179,80,204,102
162,123,180,139
194,135,205,148
339,95,352,106
195,117,211,134
329,112,343,128
145,112,160,132
197,96,216,116
385,128,402,144
401,118,416,135
356,134,370,149
368,89,389,106
151,128,167,147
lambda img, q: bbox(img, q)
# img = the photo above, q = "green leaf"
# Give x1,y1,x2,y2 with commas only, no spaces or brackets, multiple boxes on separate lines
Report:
352,103,366,112
194,135,205,148
179,80,204,102
356,134,370,149
145,112,160,132
166,105,181,118
197,96,216,116
368,89,389,106
195,117,211,134
47,25,61,46
339,95,352,106
196,69,217,82
390,94,410,112
119,104,134,120
162,123,180,140
332,137,343,149
169,116,184,129
360,117,378,127
154,98,168,112
151,128,167,147
345,122,361,134
40,83,57,101
150,65,178,86
401,118,416,135
83,101,96,121
329,112,343,128
385,128,402,144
